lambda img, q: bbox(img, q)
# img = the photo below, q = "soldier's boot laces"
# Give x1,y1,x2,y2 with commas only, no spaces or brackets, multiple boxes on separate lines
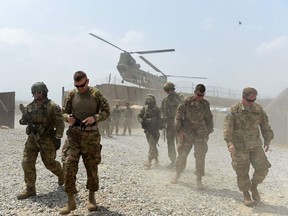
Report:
251,183,260,201
58,172,65,186
243,191,255,207
171,172,181,184
17,187,36,200
60,193,76,215
87,190,98,211
144,160,152,170
154,158,159,167
196,176,204,190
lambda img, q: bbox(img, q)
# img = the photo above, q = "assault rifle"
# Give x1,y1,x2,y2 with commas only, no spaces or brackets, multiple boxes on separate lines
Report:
19,104,44,153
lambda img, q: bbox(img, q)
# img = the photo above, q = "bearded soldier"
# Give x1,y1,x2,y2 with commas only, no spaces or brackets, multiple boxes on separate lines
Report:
138,94,164,169
161,82,184,168
17,82,65,200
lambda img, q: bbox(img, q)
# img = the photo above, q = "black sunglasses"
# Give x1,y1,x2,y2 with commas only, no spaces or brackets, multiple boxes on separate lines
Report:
245,97,256,103
74,80,87,88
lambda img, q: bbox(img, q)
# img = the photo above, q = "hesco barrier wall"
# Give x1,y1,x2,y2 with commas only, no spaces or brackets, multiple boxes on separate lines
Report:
0,92,15,128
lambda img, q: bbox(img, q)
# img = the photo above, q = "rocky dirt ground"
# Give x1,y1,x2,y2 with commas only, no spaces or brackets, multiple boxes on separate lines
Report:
0,116,288,216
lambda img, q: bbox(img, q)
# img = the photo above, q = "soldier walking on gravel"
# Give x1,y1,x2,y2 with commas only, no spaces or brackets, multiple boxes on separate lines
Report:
161,82,184,168
60,71,110,215
138,94,164,169
171,84,213,189
111,103,121,135
122,102,133,135
223,87,274,206
17,82,65,200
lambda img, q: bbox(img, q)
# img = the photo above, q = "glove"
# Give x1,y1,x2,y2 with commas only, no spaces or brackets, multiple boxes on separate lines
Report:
54,137,61,150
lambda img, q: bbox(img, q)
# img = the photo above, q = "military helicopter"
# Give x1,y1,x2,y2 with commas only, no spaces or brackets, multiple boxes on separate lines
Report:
89,33,206,89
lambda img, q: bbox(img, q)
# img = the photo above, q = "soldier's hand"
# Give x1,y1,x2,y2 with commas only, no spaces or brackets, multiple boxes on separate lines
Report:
67,114,76,126
178,131,186,143
228,144,235,154
264,143,270,152
83,116,97,125
54,138,61,150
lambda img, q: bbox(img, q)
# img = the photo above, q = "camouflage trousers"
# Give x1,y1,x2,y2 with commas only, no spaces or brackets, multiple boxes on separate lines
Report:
123,119,132,135
21,135,63,189
145,131,160,160
64,128,102,194
231,146,271,191
111,118,120,134
166,119,177,163
175,136,208,177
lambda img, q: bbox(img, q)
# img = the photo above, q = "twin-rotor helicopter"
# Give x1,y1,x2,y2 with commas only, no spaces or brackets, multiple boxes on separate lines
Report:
89,33,206,89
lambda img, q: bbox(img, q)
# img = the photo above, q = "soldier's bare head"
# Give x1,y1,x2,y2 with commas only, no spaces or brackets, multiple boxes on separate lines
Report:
242,87,257,105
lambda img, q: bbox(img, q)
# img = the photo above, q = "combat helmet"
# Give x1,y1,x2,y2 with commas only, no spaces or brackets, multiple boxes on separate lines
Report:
31,82,49,95
145,94,156,105
163,82,175,91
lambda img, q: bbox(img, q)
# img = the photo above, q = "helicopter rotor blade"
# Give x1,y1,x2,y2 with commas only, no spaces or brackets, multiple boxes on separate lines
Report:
166,75,207,79
89,33,126,53
139,56,167,76
132,49,175,54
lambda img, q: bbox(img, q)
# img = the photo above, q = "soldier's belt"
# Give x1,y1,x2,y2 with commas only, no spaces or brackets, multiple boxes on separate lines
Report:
70,125,98,131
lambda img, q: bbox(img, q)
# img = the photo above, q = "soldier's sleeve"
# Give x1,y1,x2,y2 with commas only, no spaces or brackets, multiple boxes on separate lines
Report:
95,90,110,122
137,107,145,123
62,91,74,122
175,102,185,132
53,103,65,138
223,109,234,147
259,110,274,144
204,101,214,134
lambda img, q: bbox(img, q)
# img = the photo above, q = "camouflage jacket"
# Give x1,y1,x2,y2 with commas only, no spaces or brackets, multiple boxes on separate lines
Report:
20,98,65,138
161,91,184,120
175,96,213,139
62,86,110,123
138,105,164,133
111,106,121,120
223,102,274,150
123,107,133,119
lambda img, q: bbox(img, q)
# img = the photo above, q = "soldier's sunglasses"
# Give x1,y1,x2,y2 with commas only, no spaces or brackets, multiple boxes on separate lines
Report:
74,80,87,88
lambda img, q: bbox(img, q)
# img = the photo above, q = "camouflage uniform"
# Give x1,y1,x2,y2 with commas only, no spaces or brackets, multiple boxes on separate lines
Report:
62,86,110,194
111,104,121,135
18,82,65,199
122,103,133,135
161,89,183,165
138,95,163,168
174,95,213,179
99,116,112,137
224,102,274,192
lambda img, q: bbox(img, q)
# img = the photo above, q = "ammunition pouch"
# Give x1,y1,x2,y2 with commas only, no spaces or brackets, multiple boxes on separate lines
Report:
54,138,61,150
26,124,38,135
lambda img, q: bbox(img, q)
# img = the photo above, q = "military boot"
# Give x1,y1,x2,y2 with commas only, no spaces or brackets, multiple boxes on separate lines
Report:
243,191,255,206
60,193,76,215
17,187,36,200
87,190,98,211
171,172,181,184
58,172,65,186
251,183,260,201
196,176,204,190
144,159,152,170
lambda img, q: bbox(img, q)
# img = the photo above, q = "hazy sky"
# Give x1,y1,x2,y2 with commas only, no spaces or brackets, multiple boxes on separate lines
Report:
0,0,287,104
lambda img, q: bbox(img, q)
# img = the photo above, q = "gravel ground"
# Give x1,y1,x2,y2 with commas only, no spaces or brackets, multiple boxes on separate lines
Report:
0,117,288,216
